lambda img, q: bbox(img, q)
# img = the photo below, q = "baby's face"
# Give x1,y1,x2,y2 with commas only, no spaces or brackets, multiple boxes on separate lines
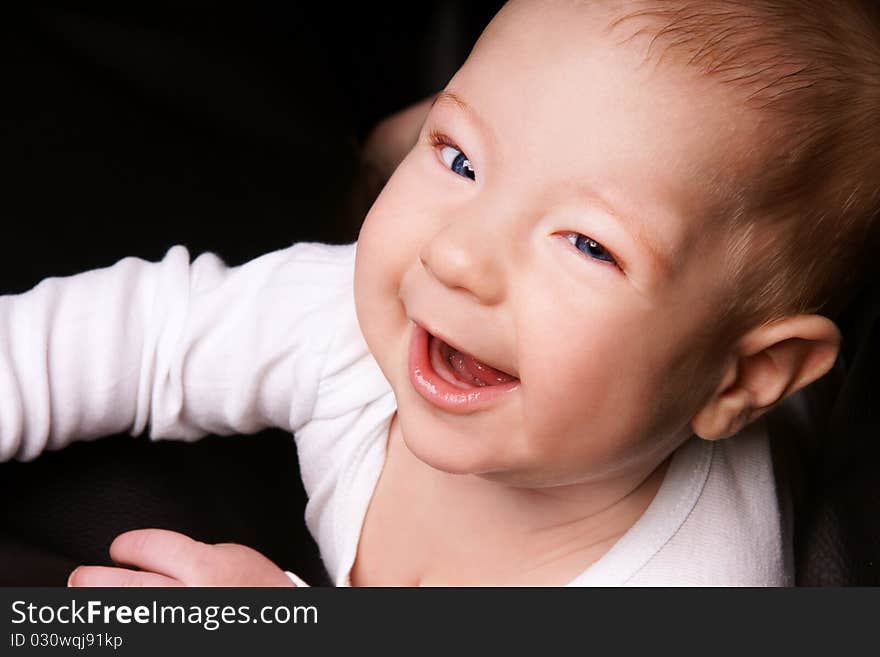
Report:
355,0,763,487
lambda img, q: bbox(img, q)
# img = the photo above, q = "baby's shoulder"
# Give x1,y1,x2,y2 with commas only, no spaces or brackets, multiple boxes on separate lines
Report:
673,422,789,584
275,241,358,279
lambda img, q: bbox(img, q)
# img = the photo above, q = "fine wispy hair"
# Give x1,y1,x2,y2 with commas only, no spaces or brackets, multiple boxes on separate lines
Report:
607,0,880,340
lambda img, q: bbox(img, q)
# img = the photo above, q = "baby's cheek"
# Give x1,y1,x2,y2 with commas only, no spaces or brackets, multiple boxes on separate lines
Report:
531,343,655,437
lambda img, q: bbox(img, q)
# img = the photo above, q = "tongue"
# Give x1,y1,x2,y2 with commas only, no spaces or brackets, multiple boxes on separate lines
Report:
441,341,518,387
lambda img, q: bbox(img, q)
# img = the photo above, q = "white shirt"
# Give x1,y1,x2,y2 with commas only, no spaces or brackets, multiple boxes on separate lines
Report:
0,242,791,585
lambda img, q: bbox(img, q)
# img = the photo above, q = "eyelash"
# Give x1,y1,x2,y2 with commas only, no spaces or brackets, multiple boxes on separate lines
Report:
428,129,459,153
428,130,476,181
428,130,619,269
560,233,619,268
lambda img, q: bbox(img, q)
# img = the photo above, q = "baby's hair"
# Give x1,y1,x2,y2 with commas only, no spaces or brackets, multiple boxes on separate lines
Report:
606,0,880,339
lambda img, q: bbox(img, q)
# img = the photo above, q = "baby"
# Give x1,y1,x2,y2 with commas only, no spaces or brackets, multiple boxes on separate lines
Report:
2,0,878,586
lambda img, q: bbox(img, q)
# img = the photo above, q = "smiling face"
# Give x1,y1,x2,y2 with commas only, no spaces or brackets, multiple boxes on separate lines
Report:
354,0,766,488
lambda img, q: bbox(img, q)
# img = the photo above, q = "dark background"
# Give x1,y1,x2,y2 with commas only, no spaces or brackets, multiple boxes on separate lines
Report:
1,1,877,586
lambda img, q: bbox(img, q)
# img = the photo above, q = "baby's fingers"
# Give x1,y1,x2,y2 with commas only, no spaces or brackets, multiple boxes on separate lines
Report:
107,528,292,586
109,529,205,583
68,566,182,588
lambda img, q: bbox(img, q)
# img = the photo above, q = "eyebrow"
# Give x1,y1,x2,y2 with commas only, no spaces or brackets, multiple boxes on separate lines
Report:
431,90,470,112
433,91,670,280
584,188,672,280
430,91,495,144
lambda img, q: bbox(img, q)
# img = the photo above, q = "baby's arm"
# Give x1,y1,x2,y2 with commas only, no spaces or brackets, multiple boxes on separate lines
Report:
0,243,340,462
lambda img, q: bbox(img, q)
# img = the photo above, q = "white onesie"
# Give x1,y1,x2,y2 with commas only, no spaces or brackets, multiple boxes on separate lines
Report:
0,242,792,585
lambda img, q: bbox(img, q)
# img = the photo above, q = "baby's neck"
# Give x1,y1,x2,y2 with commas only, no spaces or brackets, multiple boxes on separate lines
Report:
374,415,670,585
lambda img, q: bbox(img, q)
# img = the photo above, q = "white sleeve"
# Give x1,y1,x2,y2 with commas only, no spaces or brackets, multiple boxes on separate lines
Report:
284,571,310,587
0,242,354,462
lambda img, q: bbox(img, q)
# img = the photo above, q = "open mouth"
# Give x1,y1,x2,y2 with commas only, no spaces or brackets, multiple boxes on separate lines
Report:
408,322,520,413
428,332,519,389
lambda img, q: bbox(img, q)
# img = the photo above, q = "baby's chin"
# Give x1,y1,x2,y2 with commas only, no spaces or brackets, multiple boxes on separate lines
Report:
396,408,511,475
394,409,571,488
403,439,593,489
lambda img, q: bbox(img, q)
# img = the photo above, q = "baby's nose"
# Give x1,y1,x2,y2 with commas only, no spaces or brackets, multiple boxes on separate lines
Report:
419,222,505,306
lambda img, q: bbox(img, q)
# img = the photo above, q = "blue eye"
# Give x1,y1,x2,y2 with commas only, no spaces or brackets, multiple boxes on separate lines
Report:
564,232,617,264
439,145,476,181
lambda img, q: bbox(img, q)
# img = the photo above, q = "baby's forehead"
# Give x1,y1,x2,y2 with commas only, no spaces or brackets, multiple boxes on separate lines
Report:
454,8,766,240
468,1,771,134
484,0,811,121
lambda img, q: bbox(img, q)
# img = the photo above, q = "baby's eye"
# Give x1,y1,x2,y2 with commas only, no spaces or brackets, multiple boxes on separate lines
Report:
440,145,475,180
563,232,617,265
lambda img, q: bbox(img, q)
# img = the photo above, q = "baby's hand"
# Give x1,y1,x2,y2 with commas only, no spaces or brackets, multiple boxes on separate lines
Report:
67,529,301,587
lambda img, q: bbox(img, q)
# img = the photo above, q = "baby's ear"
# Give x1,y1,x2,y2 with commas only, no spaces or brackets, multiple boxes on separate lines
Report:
691,314,841,440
